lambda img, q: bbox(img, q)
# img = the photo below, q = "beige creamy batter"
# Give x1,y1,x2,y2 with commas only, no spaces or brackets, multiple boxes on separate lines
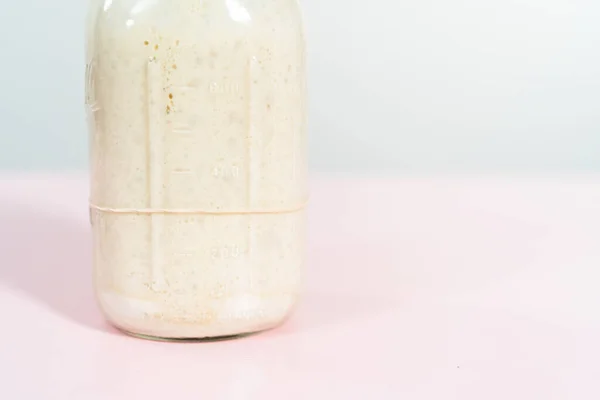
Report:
86,0,307,338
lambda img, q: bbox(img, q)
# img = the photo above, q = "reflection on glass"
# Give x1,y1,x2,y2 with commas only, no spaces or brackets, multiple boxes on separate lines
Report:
131,0,159,15
226,0,252,23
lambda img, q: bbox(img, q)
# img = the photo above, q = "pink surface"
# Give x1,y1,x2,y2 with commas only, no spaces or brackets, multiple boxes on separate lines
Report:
1,174,599,399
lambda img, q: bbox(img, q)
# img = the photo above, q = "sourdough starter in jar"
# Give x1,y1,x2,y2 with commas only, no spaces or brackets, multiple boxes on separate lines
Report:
86,0,307,339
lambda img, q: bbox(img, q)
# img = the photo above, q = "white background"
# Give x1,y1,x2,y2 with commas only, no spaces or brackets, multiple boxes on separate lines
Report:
1,0,599,172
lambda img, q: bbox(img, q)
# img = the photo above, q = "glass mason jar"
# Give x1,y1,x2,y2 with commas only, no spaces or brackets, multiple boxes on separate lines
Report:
85,0,307,340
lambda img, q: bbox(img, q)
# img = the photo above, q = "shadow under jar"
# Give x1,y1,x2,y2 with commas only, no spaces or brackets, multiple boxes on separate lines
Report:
85,0,308,340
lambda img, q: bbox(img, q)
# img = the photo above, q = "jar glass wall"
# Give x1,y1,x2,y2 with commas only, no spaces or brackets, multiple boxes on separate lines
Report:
85,0,307,340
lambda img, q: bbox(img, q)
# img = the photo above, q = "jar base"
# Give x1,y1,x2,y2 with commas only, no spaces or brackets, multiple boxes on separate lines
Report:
117,327,261,343
97,291,300,341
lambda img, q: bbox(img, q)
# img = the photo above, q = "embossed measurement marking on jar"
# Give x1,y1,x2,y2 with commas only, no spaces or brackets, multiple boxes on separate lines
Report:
171,83,198,93
171,126,192,135
145,57,265,290
211,245,243,260
248,56,261,209
174,252,194,257
147,59,168,291
172,168,193,174
247,56,262,270
209,81,241,94
89,102,101,113
213,165,240,179
144,55,301,289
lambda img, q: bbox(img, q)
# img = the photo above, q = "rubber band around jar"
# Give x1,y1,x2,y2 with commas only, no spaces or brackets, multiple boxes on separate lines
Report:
88,200,309,215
